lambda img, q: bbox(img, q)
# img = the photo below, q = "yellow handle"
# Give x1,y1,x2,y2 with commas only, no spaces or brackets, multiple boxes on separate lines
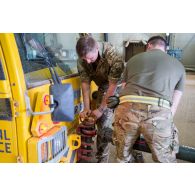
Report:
68,134,81,150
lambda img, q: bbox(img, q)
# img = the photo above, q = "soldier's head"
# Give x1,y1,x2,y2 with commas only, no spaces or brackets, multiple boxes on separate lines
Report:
76,36,99,64
146,36,167,52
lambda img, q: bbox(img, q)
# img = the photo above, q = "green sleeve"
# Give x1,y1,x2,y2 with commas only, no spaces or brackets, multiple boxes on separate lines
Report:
104,43,124,82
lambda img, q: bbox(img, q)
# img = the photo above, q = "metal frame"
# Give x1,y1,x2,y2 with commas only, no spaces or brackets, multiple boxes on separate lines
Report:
37,126,68,163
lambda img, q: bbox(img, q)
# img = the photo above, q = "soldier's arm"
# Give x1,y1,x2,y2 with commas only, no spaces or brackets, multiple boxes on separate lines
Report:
121,65,127,89
106,46,124,83
77,59,92,118
99,44,124,111
81,81,91,111
171,90,183,116
171,70,185,116
92,44,124,119
121,82,126,89
92,81,117,119
99,80,118,112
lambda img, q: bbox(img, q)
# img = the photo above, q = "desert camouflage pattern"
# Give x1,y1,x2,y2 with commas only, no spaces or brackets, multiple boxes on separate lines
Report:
77,42,124,86
113,102,179,163
95,88,117,162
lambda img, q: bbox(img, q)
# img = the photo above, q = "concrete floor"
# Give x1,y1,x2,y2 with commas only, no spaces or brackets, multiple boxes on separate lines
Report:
174,73,195,148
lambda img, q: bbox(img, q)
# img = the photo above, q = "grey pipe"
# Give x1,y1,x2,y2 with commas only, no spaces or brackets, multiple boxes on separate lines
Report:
133,138,195,163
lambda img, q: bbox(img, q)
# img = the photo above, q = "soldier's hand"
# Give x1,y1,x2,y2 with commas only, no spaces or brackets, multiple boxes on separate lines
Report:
79,109,91,121
107,96,120,109
91,109,103,120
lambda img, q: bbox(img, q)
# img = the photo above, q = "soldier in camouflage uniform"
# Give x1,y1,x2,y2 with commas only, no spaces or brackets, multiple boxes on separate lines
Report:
76,36,124,162
113,36,185,163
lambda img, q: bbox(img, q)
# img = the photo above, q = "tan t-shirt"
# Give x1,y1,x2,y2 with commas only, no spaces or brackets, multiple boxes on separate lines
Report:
121,49,186,103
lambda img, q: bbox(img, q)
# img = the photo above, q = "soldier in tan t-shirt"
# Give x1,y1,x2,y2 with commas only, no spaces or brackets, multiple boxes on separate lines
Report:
113,36,185,163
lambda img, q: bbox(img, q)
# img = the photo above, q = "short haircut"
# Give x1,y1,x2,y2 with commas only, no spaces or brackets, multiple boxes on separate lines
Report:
147,36,167,50
76,36,97,58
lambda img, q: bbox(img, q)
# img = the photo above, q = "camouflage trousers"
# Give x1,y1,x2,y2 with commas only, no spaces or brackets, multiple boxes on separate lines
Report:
96,108,114,162
113,102,179,163
95,88,115,163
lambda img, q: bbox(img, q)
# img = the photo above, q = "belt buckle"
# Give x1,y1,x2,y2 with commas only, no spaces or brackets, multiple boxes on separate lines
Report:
158,98,164,107
158,98,171,108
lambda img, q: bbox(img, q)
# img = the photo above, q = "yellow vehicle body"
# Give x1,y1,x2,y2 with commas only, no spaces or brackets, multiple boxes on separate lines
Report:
0,33,81,163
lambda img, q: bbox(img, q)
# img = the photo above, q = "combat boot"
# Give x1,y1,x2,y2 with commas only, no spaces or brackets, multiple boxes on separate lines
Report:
133,151,144,163
96,152,109,163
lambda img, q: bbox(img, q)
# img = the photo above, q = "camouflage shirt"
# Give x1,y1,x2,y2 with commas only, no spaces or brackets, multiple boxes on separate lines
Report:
77,42,124,88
